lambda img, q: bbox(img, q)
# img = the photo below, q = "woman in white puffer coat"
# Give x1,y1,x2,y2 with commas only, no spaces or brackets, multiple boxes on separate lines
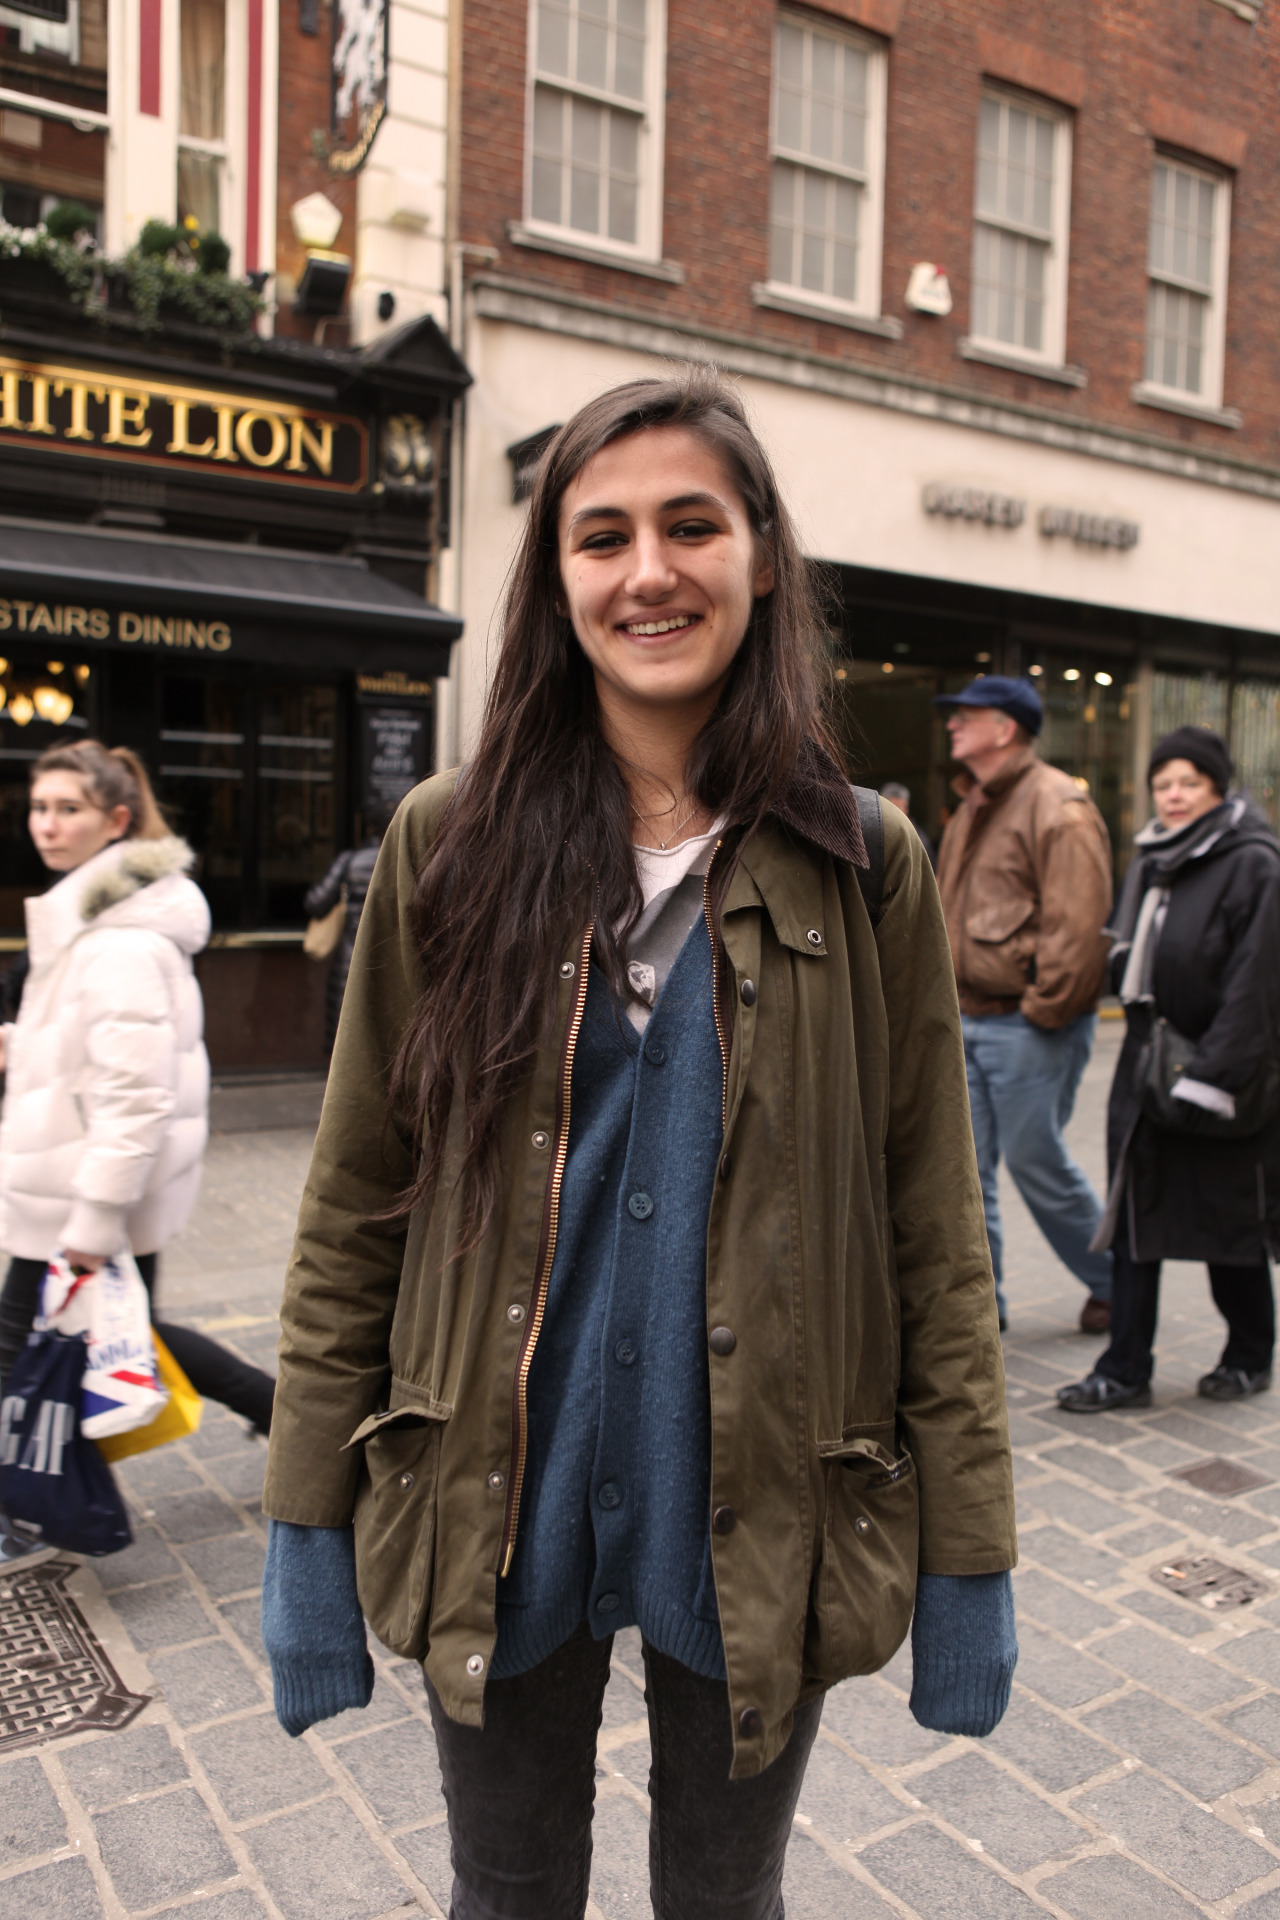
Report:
0,742,274,1433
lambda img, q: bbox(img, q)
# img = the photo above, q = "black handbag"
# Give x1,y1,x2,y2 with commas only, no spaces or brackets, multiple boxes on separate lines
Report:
1136,1015,1280,1140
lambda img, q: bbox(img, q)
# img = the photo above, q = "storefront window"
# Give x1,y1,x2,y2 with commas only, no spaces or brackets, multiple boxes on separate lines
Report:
1230,679,1280,831
0,651,95,932
158,673,246,929
256,683,339,924
1152,668,1229,741
1032,658,1132,870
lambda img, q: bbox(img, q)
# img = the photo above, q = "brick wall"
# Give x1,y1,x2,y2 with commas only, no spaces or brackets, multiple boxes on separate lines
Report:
274,0,358,341
458,0,1280,464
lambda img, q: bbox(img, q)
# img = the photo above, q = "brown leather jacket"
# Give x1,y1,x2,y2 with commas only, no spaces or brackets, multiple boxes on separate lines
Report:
937,747,1112,1030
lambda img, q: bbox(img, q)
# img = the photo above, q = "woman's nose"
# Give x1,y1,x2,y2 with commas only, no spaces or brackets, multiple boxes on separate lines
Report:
625,530,678,597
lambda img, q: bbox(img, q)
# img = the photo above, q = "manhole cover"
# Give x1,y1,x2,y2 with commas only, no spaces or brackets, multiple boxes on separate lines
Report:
1154,1555,1270,1612
1169,1456,1273,1497
1,1559,147,1754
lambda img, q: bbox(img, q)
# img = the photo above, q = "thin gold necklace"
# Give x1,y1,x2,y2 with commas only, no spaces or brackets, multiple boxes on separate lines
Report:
632,797,700,850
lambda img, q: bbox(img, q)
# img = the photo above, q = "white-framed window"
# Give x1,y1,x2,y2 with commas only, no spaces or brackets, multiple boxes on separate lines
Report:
1144,154,1230,407
177,0,228,237
525,0,666,261
970,88,1072,366
766,12,887,318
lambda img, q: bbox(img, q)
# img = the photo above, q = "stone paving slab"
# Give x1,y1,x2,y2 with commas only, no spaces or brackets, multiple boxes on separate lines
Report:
14,1030,1280,1914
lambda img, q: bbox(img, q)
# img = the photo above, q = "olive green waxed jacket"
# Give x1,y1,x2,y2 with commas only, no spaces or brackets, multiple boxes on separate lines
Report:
263,769,1016,1778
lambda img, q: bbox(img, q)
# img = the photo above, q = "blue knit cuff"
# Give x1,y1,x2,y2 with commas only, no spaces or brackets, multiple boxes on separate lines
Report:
270,1651,375,1738
909,1571,1017,1738
261,1520,374,1738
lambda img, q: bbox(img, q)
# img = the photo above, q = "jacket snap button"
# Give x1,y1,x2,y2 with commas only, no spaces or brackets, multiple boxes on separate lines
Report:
531,1130,550,1149
399,1471,414,1490
806,928,823,948
738,1706,762,1737
719,1153,732,1180
487,1471,505,1490
628,1191,654,1220
466,1653,485,1676
854,1515,871,1536
713,1505,736,1534
708,1326,737,1356
739,978,757,1006
559,960,576,978
507,1303,526,1322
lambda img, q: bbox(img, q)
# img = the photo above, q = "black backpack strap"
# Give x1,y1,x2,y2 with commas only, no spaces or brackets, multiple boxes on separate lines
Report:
851,785,885,928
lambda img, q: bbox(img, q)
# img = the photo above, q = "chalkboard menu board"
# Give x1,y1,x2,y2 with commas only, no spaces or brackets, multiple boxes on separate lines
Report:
360,702,432,818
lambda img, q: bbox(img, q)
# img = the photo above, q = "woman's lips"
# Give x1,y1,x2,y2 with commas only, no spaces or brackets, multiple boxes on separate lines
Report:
618,613,700,637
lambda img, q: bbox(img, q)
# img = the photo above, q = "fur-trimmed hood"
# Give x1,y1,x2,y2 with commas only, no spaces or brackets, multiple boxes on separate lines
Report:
25,834,211,970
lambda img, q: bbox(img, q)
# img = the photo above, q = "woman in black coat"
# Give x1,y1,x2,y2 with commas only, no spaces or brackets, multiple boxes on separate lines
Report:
1059,725,1280,1412
304,815,389,1050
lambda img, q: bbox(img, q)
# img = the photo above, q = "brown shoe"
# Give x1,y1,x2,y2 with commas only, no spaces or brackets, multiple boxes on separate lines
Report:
1080,1297,1111,1335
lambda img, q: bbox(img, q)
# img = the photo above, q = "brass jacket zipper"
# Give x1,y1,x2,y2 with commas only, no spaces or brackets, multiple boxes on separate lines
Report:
499,919,593,1577
703,840,730,1128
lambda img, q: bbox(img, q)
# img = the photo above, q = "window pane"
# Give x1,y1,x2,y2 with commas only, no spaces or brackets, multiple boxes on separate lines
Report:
532,85,567,224
975,91,1055,238
577,16,608,87
569,94,602,231
1149,157,1214,292
177,149,221,234
608,109,639,241
1145,279,1209,393
770,161,798,283
774,18,869,178
971,219,1049,351
538,1,570,78
615,22,645,98
180,0,224,140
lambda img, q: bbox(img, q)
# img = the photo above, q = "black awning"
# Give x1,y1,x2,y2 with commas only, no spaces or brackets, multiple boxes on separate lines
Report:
0,517,461,674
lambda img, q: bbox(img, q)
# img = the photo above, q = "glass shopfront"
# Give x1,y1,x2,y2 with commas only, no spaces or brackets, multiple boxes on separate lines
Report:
827,563,1280,878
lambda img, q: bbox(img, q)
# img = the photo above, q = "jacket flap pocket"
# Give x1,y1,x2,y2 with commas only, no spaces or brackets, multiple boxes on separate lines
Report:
818,1433,914,1485
965,897,1035,945
344,1401,451,1449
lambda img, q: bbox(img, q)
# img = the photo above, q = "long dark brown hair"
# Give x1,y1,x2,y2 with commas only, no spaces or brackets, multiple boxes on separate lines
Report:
391,365,837,1230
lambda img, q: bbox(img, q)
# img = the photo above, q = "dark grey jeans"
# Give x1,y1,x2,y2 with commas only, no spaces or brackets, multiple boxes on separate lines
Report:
425,1625,822,1920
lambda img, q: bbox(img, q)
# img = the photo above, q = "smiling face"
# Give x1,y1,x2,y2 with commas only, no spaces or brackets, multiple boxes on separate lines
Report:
1150,756,1222,832
29,770,130,872
556,424,774,743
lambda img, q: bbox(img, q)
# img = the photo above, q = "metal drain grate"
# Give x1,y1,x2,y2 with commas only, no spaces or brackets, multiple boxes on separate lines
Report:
0,1559,147,1755
1169,1456,1274,1497
1154,1555,1270,1612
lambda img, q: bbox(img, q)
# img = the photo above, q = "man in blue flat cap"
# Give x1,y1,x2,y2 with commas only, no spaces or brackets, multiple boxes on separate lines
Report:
935,677,1114,1334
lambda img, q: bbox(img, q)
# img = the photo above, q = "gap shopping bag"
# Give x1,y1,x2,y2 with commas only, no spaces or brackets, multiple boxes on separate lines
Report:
41,1251,168,1439
96,1334,202,1464
0,1330,133,1555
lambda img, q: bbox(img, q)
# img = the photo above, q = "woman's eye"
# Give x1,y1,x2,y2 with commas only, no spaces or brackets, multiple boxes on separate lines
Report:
670,519,719,539
579,530,627,550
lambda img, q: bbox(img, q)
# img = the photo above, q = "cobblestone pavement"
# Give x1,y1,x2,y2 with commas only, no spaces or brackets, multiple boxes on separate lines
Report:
13,1024,1280,1915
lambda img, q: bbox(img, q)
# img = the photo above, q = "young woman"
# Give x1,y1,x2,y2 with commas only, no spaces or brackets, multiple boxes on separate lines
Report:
0,742,274,1436
1059,726,1280,1413
261,371,1017,1918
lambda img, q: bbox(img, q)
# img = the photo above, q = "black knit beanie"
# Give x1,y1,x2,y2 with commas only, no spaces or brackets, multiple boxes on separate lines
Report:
1148,725,1232,796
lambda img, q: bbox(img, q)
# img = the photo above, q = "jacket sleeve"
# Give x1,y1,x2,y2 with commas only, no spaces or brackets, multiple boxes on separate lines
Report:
875,808,1017,1575
1021,801,1112,1030
304,850,351,921
263,787,443,1528
63,933,180,1255
1184,851,1280,1094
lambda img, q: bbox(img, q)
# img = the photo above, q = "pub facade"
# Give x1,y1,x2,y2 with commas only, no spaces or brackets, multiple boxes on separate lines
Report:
0,279,468,1067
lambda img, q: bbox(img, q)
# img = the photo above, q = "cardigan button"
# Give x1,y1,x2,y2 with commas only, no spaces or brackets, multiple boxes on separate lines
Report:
399,1471,414,1490
739,978,757,1006
507,1303,526,1322
559,960,576,978
854,1515,871,1536
531,1130,550,1149
738,1706,762,1738
596,1592,620,1613
708,1326,737,1356
628,1191,654,1220
712,1505,736,1534
806,928,823,948
466,1653,485,1677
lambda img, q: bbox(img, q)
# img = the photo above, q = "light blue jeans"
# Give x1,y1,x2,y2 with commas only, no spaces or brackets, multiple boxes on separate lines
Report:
962,1011,1112,1322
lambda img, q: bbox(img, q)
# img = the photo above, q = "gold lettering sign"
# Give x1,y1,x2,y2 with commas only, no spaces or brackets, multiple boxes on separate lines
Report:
0,356,367,492
118,612,232,651
0,601,111,638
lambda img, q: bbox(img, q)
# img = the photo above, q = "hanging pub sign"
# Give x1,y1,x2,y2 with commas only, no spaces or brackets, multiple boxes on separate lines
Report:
0,355,368,491
329,0,389,174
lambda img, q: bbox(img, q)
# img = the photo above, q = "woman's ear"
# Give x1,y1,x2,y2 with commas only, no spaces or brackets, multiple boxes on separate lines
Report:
107,804,132,841
752,548,776,598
